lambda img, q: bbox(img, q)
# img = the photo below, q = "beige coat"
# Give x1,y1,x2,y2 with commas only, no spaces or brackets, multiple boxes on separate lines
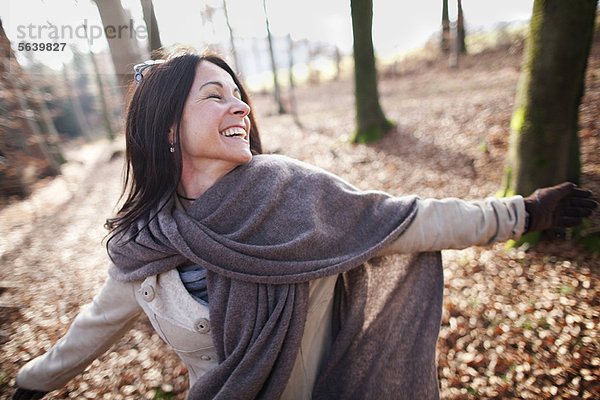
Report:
16,196,525,398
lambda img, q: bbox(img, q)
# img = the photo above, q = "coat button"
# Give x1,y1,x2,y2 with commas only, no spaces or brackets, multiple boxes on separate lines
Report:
200,355,212,361
194,318,210,333
139,284,155,302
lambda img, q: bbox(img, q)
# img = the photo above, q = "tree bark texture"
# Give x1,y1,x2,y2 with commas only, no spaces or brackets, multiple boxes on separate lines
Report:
350,0,392,143
507,0,598,196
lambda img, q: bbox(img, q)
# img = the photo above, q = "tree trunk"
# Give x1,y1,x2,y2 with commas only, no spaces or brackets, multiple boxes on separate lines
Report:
62,63,93,140
222,0,243,78
334,46,342,80
88,48,116,140
441,0,450,53
505,0,598,196
92,0,142,97
456,0,466,54
263,0,286,114
287,34,302,128
140,0,162,58
350,0,392,143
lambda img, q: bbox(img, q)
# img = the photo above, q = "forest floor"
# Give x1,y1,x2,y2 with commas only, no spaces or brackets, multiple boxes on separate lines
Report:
1,31,599,399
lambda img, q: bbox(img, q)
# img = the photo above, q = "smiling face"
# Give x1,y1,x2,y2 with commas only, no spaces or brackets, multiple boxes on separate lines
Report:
173,60,252,191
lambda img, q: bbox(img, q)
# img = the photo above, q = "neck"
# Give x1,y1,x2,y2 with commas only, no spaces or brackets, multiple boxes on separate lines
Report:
178,161,236,199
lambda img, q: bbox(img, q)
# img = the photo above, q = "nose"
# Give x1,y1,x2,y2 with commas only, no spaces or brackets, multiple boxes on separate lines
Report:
231,97,250,117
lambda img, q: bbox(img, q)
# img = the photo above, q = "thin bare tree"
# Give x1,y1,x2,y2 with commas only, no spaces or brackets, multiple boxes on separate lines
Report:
222,0,242,78
456,0,466,54
287,34,301,127
62,55,93,140
86,42,116,140
441,0,450,53
263,0,286,114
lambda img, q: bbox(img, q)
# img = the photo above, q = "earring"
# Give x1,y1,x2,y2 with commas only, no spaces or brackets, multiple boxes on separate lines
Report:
168,130,175,153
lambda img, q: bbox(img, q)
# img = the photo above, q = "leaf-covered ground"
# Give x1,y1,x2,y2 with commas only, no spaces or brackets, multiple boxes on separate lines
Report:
1,34,599,399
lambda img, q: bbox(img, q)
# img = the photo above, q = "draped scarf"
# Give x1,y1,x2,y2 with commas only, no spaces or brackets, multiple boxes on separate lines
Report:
108,154,443,399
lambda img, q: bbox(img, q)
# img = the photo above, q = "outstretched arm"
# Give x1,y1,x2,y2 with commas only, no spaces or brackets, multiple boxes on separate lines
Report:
381,183,597,255
14,275,142,395
381,195,525,255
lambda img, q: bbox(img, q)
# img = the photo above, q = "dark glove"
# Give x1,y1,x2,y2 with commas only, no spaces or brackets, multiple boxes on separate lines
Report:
12,388,48,400
524,182,598,233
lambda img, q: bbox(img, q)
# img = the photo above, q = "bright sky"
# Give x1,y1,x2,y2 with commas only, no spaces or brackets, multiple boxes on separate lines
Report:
0,0,534,75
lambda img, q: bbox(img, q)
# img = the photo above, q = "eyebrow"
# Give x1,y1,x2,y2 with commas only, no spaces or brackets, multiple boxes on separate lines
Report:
199,81,240,94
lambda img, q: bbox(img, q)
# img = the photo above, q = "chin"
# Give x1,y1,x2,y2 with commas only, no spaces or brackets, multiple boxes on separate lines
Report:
232,151,252,166
241,153,253,164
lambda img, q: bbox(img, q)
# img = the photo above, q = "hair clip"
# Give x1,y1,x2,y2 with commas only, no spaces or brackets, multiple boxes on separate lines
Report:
133,59,166,84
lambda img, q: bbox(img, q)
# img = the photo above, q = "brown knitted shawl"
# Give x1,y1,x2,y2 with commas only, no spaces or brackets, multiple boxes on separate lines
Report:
108,154,443,399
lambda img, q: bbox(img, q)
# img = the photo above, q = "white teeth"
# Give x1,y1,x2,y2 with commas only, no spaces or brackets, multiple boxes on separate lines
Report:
220,127,246,138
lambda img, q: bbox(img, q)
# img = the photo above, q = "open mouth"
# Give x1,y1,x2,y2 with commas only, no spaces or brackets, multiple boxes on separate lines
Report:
220,127,247,141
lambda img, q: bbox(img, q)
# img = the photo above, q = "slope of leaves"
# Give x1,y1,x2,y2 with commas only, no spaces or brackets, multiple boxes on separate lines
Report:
0,34,598,399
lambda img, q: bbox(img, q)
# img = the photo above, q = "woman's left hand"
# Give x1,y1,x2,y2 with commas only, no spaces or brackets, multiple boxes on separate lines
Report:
524,182,598,232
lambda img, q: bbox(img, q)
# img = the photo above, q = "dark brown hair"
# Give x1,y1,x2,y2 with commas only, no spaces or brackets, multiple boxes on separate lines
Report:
105,49,262,242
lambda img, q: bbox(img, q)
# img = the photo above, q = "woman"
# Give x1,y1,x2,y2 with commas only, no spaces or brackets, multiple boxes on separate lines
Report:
13,49,597,400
